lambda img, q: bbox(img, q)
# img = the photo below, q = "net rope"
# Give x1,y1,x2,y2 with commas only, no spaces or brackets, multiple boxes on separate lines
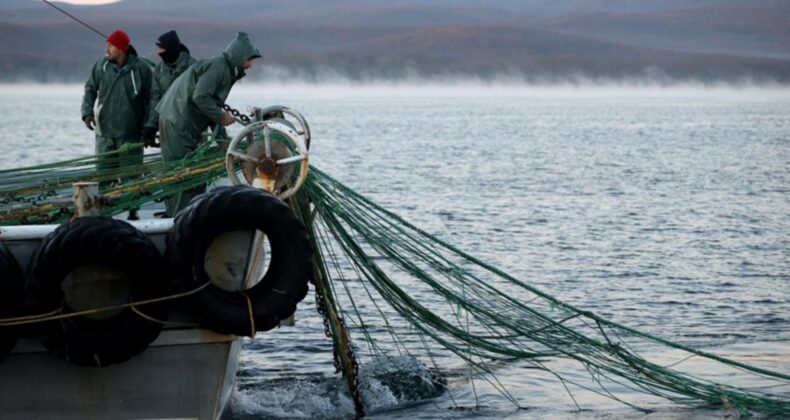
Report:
290,166,789,415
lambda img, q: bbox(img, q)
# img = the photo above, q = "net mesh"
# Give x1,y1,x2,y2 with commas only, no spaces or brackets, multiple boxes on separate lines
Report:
1,149,788,415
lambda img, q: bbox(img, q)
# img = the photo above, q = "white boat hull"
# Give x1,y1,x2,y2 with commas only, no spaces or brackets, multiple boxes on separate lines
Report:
1,329,240,420
1,220,242,420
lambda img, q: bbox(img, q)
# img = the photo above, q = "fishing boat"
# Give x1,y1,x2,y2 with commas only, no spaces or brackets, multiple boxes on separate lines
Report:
1,102,788,418
0,106,314,420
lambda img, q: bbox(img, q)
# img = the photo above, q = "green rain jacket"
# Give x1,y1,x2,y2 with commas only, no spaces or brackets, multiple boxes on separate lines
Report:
81,48,154,139
156,32,261,138
144,50,196,128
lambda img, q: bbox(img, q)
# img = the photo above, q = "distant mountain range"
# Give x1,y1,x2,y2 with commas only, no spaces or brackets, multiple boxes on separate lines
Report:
1,0,789,82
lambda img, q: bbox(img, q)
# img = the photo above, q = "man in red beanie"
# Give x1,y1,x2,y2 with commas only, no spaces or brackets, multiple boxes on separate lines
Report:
81,29,154,220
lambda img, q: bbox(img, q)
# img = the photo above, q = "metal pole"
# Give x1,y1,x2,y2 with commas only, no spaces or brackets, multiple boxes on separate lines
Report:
41,0,107,39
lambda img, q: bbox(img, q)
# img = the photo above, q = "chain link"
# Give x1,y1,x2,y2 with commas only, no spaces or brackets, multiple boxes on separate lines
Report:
338,316,365,417
313,281,334,338
312,280,364,416
313,280,343,372
222,104,252,125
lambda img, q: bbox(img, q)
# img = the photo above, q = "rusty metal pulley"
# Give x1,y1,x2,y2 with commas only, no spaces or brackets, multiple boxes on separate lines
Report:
224,106,310,199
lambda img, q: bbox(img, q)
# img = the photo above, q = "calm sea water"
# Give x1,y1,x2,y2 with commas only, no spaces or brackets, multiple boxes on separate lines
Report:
1,84,788,418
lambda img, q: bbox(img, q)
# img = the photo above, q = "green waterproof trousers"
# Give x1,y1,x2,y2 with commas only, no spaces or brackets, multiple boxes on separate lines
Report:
95,135,143,213
159,117,206,217
95,135,143,186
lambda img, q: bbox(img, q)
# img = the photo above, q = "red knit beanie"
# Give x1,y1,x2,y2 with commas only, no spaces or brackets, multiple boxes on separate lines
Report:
107,29,130,53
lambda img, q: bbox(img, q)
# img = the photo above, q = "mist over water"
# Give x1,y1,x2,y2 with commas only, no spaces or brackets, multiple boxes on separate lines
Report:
1,83,788,418
2,81,786,170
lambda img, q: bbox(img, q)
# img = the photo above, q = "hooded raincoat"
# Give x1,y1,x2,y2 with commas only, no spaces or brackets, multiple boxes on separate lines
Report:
155,32,261,216
81,47,153,141
157,32,259,142
144,50,196,129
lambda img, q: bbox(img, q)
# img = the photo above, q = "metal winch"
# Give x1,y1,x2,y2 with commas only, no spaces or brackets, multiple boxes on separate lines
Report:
224,105,311,198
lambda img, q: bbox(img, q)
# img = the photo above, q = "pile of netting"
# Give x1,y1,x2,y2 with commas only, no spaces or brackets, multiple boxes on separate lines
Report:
1,149,788,416
290,167,790,416
0,142,226,225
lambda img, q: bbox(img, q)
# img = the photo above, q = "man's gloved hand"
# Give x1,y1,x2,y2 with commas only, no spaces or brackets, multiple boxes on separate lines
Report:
142,127,160,148
82,115,95,131
220,111,235,127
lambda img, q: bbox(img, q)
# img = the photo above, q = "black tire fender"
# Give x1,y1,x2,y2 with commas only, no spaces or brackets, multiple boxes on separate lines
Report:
166,186,312,336
0,240,24,360
26,216,169,366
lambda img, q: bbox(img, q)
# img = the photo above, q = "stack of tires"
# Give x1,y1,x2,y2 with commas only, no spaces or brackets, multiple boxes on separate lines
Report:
0,186,312,366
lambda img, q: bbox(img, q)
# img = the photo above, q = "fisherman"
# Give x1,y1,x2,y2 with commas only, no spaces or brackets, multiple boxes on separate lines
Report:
142,30,196,147
156,32,261,217
81,29,153,220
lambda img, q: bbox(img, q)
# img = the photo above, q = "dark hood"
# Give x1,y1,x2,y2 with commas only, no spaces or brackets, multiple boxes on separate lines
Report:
223,32,261,75
157,30,184,64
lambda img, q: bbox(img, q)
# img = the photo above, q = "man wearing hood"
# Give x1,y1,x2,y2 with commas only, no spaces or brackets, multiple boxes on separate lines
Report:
142,30,196,146
81,29,154,220
156,32,261,216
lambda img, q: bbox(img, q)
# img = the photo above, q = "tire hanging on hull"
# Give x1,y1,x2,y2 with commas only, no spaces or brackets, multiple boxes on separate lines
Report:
166,186,312,336
0,240,24,360
26,216,169,367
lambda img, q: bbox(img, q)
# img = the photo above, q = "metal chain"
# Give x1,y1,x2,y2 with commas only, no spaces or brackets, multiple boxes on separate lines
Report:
313,281,334,339
312,279,364,416
313,281,343,372
222,104,252,125
338,316,365,417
